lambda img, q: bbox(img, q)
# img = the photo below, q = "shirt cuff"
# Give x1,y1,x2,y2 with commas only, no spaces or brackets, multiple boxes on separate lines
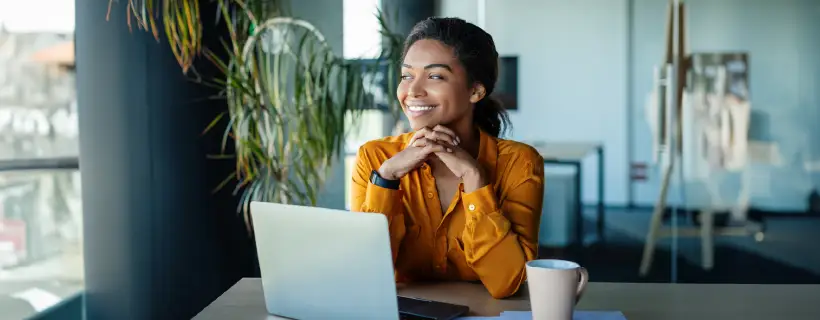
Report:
364,182,403,215
461,184,499,216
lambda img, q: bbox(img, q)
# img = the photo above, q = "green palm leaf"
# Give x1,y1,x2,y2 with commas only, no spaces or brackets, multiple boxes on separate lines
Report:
110,1,405,232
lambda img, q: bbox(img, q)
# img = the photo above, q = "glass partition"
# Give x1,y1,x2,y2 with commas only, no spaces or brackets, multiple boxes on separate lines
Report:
660,0,820,284
432,0,819,285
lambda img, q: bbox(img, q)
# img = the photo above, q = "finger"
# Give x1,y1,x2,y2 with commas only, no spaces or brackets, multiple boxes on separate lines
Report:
411,138,426,148
422,143,451,154
432,125,460,144
412,137,436,148
407,127,432,147
427,130,458,146
407,132,422,148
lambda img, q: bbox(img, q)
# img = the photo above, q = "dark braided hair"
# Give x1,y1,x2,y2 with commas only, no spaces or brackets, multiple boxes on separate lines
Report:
402,17,511,137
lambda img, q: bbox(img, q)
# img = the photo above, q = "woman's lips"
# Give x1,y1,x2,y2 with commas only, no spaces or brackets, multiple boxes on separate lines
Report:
405,104,438,118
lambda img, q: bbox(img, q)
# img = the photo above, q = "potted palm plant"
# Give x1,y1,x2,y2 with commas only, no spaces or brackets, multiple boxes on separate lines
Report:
106,0,404,230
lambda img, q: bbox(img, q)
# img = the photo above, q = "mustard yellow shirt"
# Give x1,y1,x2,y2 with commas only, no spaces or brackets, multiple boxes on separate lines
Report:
350,129,545,298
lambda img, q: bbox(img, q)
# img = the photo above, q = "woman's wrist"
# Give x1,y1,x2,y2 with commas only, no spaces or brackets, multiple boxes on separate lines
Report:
461,167,488,193
377,162,399,181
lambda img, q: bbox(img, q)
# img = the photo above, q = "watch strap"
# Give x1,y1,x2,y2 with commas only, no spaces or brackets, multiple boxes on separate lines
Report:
370,170,400,190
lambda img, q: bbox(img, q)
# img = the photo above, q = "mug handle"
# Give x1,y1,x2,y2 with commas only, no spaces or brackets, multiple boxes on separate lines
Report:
575,267,589,305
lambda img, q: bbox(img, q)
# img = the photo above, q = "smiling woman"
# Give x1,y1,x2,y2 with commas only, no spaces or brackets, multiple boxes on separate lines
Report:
350,17,544,299
398,19,509,138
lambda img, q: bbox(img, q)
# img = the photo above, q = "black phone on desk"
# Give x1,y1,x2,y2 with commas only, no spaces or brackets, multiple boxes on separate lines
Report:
397,295,470,320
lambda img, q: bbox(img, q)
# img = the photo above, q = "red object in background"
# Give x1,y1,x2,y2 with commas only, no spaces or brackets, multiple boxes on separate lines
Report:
0,218,27,255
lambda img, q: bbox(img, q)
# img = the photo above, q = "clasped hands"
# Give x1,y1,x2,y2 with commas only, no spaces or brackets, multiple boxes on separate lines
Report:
377,125,487,193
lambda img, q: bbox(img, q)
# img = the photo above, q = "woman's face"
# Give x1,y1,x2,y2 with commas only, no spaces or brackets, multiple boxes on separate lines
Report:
397,39,479,131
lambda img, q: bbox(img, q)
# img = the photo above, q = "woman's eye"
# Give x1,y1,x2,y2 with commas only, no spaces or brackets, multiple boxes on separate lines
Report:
400,74,412,81
429,74,443,80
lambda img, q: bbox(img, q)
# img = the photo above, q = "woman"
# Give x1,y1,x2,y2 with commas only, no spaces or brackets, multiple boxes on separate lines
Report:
350,17,544,299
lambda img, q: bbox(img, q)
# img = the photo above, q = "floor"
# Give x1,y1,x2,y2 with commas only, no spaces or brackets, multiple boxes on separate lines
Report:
541,207,820,284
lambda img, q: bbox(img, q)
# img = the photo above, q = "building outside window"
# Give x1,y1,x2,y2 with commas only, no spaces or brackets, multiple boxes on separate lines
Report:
0,0,82,319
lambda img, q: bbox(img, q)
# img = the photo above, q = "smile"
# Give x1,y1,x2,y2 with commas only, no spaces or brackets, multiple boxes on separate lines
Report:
406,104,438,117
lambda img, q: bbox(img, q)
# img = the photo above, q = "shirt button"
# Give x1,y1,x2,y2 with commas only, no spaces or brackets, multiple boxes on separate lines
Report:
468,204,476,211
427,192,434,199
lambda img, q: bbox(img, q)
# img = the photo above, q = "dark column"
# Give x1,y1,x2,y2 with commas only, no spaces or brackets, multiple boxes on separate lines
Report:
76,1,256,319
381,0,436,37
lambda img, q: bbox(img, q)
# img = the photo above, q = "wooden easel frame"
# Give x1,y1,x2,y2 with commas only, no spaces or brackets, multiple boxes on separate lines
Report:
639,0,764,277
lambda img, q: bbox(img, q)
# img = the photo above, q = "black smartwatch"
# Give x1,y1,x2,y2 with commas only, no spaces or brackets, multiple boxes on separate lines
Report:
370,170,400,190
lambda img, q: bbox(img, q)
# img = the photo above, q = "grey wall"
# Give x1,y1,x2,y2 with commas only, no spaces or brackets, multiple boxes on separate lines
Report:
437,0,630,206
77,1,256,319
289,0,349,210
291,0,344,57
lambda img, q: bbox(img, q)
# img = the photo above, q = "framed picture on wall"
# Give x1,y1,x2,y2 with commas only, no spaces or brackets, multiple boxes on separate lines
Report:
493,56,518,110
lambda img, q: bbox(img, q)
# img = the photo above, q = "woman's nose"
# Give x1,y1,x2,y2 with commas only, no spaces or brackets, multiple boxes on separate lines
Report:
407,79,426,97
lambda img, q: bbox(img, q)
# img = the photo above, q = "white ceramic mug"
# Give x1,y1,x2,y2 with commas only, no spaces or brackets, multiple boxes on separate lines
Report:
525,259,589,320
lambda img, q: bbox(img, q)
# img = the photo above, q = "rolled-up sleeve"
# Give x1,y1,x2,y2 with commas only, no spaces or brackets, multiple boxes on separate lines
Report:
350,144,407,263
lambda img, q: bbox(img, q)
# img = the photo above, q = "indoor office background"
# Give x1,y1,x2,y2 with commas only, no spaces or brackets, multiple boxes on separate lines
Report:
1,0,819,319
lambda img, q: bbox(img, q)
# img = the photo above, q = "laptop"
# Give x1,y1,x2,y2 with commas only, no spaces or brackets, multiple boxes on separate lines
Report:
250,201,470,320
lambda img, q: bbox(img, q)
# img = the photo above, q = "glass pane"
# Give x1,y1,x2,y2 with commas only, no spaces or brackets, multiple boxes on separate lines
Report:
0,169,82,319
0,1,77,160
670,0,820,284
630,0,678,283
343,0,382,59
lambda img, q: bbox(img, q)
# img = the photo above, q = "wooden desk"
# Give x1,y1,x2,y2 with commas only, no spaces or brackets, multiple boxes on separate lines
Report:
194,278,820,320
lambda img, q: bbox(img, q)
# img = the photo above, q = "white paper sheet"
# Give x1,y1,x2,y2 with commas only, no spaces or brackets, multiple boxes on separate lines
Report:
501,310,627,320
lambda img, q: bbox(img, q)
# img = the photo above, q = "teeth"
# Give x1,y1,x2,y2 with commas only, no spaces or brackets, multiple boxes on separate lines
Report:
408,105,436,111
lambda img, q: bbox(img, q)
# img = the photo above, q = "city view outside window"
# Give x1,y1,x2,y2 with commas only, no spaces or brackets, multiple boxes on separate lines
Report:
0,0,82,319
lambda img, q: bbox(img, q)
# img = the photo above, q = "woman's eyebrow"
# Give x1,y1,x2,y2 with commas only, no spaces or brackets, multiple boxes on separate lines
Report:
402,63,453,72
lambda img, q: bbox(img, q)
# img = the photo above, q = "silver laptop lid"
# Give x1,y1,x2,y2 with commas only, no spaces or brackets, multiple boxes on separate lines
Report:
250,201,400,320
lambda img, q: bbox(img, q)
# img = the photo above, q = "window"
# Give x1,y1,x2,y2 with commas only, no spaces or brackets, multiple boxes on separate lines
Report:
0,1,81,318
343,0,381,59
